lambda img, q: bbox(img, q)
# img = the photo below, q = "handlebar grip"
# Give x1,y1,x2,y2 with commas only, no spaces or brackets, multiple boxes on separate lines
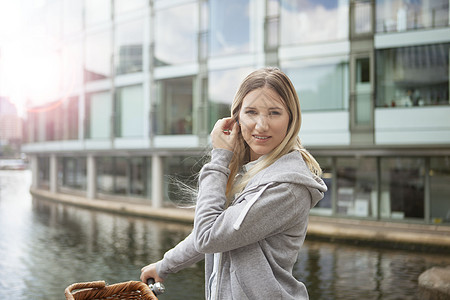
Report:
147,278,166,296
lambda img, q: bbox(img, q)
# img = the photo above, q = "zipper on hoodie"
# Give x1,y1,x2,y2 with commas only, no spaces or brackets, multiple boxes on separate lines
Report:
209,253,223,300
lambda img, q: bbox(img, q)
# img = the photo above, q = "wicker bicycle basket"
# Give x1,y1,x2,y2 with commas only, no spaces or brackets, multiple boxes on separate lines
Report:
65,280,158,300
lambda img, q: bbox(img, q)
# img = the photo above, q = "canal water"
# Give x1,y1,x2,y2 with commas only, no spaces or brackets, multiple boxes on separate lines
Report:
1,170,450,300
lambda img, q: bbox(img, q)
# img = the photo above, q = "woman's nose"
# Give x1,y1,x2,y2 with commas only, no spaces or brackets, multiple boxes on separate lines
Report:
255,115,269,131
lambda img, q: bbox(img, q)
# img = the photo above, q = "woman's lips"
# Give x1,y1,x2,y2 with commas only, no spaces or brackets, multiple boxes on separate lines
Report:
253,135,271,141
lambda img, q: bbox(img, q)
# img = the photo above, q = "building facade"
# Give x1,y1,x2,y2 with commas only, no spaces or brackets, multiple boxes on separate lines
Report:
0,97,22,156
22,0,450,225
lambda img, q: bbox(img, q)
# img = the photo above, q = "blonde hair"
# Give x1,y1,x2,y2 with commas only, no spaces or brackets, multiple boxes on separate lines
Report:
226,67,322,200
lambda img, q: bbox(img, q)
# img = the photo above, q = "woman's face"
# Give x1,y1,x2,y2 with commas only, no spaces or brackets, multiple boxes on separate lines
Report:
238,87,290,161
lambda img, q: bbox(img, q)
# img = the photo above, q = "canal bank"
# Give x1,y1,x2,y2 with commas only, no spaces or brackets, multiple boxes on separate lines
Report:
30,188,450,252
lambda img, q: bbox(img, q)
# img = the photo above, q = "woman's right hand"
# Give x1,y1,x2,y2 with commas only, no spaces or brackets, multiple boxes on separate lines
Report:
140,263,164,284
211,117,239,151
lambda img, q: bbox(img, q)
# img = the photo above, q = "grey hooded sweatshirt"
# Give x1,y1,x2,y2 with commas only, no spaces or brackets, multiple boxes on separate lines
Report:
155,148,327,299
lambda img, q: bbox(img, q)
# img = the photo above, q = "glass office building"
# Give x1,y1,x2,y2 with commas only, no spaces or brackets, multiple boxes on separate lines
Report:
23,0,450,225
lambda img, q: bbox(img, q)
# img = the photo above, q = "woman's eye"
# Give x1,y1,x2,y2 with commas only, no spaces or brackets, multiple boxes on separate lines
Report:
245,110,257,115
269,110,281,116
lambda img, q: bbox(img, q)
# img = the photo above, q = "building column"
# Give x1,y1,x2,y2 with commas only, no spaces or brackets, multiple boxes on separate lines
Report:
87,154,97,199
31,155,39,189
146,157,152,200
50,154,58,193
151,155,164,208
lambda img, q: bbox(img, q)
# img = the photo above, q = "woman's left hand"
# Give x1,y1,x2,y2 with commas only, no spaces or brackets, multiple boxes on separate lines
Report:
211,117,239,151
140,263,164,284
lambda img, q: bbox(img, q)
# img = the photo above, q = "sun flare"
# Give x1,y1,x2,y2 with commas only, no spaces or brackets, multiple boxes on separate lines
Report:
0,1,63,115
1,38,63,113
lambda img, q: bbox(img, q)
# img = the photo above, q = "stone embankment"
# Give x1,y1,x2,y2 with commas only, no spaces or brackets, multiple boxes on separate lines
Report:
30,188,450,252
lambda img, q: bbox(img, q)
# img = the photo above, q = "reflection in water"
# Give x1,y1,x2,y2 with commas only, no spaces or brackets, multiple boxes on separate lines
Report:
28,198,205,300
295,241,448,300
0,170,204,299
1,170,450,300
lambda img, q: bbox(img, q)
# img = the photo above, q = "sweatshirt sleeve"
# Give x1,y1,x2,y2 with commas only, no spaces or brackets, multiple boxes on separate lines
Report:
156,232,205,279
193,149,312,254
154,149,233,279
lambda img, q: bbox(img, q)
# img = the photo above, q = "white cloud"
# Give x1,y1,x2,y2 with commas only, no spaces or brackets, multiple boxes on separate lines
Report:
281,1,349,44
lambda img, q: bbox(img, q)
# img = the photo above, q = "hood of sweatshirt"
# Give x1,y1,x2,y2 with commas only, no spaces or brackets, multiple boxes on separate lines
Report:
231,150,327,231
242,150,327,208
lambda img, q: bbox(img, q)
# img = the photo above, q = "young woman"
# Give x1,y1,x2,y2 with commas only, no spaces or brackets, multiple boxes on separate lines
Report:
140,67,327,299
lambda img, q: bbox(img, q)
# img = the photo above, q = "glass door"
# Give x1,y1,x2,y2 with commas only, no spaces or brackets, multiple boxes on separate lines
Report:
355,57,371,127
350,55,374,132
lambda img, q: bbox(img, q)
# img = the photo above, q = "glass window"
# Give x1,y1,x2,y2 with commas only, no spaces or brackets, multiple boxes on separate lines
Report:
66,97,79,140
336,157,377,218
85,31,112,82
356,57,370,83
376,0,449,33
115,85,144,138
311,157,333,216
430,157,450,224
85,0,111,26
63,41,82,92
130,157,147,196
63,0,83,35
32,111,42,143
380,158,425,220
38,156,50,189
154,2,198,66
114,157,128,194
267,0,280,19
266,0,280,49
115,19,144,74
85,91,112,139
163,155,204,205
355,57,371,126
22,111,32,143
208,67,253,130
155,77,194,135
280,0,349,45
97,157,114,193
27,111,38,143
37,111,46,142
97,157,148,197
353,0,372,36
61,157,87,190
209,0,250,57
266,16,279,49
284,61,349,111
114,0,147,15
44,104,57,141
199,1,209,61
376,44,449,108
53,100,64,140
